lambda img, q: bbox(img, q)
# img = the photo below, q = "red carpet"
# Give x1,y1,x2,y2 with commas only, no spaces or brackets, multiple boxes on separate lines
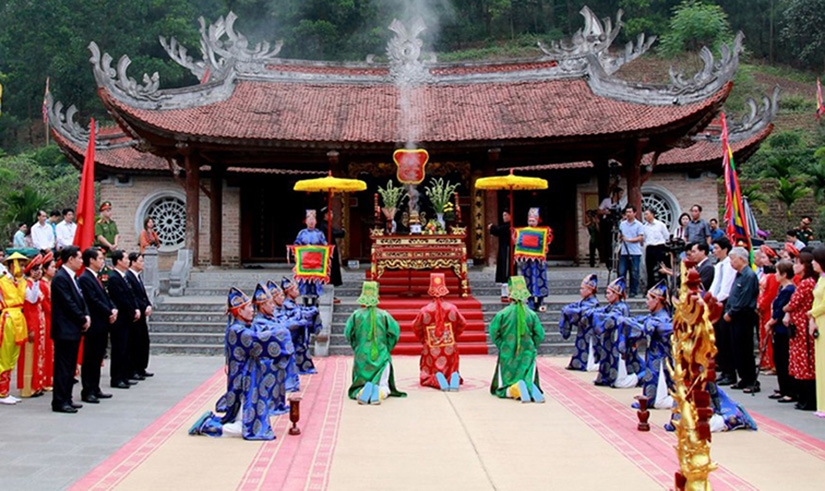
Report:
365,268,471,296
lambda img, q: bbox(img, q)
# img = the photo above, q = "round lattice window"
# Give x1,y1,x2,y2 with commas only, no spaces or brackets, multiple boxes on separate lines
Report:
146,196,186,249
641,186,680,230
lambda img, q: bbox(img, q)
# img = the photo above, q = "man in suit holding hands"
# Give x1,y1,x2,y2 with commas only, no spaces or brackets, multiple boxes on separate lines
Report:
77,247,117,403
126,252,153,379
106,250,140,388
50,246,90,413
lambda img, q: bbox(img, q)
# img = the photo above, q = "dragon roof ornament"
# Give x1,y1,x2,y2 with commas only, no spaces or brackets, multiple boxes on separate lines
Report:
587,32,744,105
387,18,433,85
161,11,283,82
696,85,780,143
46,93,136,150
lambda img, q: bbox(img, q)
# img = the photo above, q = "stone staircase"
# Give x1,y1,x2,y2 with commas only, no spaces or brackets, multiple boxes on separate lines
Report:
149,266,648,356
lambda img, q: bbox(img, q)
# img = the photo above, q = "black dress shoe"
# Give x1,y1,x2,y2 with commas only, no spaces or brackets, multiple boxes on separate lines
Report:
82,394,100,404
95,392,113,399
53,404,78,414
111,381,130,389
130,374,146,381
127,380,138,385
70,402,83,409
141,372,154,377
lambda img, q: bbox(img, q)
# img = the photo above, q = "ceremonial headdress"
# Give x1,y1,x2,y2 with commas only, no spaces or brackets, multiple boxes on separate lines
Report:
281,276,297,291
41,251,54,265
265,280,283,297
356,281,380,307
784,242,799,258
647,279,669,304
226,287,251,316
760,244,777,259
581,273,598,292
428,272,449,298
527,207,540,221
508,276,530,302
252,283,272,305
24,253,43,275
2,251,28,265
305,209,316,220
607,276,627,298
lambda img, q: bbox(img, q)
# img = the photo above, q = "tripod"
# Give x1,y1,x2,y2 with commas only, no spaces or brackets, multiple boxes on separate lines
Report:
606,219,622,285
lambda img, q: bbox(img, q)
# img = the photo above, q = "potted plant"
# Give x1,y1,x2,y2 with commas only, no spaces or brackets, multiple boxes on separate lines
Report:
424,178,459,229
377,180,407,228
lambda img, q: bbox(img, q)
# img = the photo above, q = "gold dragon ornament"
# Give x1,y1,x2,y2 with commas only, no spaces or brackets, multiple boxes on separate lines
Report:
668,261,724,490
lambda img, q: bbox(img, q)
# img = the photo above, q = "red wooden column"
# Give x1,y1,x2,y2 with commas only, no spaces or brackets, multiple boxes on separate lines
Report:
210,165,223,266
182,149,200,262
483,148,500,266
625,140,647,213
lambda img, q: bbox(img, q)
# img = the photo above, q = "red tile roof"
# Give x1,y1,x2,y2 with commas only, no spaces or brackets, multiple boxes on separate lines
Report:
102,78,729,145
51,128,167,172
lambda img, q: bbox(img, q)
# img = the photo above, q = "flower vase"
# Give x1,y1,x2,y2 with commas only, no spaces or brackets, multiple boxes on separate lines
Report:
436,212,445,229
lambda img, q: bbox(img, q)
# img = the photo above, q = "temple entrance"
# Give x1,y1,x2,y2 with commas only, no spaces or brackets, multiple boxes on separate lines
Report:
240,175,325,263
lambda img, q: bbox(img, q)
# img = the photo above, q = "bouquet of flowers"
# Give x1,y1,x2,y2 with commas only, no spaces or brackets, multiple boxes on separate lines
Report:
424,178,459,216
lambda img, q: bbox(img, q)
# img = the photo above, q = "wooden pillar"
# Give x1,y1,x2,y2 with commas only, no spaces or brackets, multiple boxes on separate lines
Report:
210,166,223,266
483,149,500,265
183,150,200,262
625,140,646,213
593,158,610,204
328,150,345,258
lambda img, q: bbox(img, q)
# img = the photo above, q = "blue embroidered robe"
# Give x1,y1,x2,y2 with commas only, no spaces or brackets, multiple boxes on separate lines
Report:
618,308,672,401
282,298,322,374
591,301,641,386
294,228,328,296
559,295,600,370
518,259,548,310
191,318,292,440
252,312,296,414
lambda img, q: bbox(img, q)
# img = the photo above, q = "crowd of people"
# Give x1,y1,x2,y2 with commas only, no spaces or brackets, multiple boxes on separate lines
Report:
0,246,155,412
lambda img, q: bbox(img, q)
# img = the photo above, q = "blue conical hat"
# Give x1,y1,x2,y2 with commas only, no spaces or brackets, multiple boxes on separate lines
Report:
647,279,669,303
265,280,282,297
252,283,272,304
281,276,297,291
607,276,626,298
581,273,598,292
227,287,251,313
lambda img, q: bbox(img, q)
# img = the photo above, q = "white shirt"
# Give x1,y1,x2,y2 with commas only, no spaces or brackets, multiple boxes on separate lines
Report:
643,219,669,246
55,221,77,249
598,196,627,212
709,256,736,302
61,264,80,291
31,221,55,250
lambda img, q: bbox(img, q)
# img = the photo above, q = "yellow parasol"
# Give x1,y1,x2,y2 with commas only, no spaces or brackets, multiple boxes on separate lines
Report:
293,171,367,242
475,169,548,275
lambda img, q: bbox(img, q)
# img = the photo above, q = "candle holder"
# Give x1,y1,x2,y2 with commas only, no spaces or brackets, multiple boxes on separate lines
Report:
635,395,650,431
288,396,302,436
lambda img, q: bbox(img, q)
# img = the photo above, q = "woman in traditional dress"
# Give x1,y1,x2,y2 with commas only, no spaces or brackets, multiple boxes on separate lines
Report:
783,251,817,411
138,217,161,253
344,281,406,404
411,273,467,391
41,252,55,390
559,274,600,371
808,245,825,418
489,276,546,403
757,245,779,372
18,254,47,398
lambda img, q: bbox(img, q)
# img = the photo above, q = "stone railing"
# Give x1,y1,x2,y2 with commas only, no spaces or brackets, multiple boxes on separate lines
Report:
168,248,192,296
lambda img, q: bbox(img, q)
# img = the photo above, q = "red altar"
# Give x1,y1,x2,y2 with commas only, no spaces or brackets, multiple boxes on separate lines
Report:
369,229,470,297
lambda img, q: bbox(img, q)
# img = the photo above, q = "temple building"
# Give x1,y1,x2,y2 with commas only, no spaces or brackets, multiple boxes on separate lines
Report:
47,8,778,272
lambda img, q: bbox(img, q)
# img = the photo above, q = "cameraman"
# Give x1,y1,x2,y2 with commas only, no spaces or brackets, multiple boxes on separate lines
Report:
618,204,644,298
597,187,626,269
642,208,669,289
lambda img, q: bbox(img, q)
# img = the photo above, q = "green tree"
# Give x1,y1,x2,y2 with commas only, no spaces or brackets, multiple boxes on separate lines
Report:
780,0,825,71
659,0,734,57
773,177,809,226
806,153,825,203
741,183,769,214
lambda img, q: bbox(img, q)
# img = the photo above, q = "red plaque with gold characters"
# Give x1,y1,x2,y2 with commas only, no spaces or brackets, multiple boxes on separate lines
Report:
393,149,429,184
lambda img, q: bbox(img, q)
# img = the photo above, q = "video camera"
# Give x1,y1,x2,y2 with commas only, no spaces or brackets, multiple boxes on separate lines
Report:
665,237,687,254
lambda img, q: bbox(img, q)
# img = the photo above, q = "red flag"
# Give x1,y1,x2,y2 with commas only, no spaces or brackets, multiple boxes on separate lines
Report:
721,112,754,265
73,118,96,251
817,78,825,120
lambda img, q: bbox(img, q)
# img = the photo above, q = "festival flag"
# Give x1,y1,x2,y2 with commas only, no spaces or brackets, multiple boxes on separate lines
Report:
818,78,825,120
721,112,753,263
42,77,50,125
73,118,97,251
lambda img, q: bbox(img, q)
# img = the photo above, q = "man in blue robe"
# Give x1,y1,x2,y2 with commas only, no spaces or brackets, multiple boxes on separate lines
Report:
281,276,322,374
592,277,641,387
294,209,328,304
619,280,674,409
559,274,600,371
266,280,300,391
250,283,295,415
516,207,551,312
189,287,291,440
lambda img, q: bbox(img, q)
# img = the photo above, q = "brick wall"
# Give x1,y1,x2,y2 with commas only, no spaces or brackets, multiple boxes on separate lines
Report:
575,171,720,263
99,175,241,271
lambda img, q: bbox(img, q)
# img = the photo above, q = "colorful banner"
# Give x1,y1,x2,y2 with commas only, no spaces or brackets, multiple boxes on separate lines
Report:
288,245,334,284
513,226,553,261
721,113,753,262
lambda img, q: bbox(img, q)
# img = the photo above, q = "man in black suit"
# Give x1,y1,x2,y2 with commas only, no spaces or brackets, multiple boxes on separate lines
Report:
126,252,153,378
106,250,140,388
50,246,90,413
77,247,118,402
689,241,715,291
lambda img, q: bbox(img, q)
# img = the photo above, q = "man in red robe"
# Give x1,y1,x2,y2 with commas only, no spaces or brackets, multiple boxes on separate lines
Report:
411,273,467,390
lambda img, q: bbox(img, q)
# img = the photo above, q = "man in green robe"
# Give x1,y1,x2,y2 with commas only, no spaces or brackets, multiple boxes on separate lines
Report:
344,281,406,405
489,276,546,403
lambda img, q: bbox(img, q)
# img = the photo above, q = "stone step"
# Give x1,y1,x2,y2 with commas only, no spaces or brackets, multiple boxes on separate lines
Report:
150,332,225,345
150,321,226,333
326,342,575,357
151,311,228,323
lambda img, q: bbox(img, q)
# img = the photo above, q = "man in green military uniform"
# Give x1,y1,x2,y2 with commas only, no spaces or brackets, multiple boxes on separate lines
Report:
344,281,406,405
94,201,119,256
489,276,546,403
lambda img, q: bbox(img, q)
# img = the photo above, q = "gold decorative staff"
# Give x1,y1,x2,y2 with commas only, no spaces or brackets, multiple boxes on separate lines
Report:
669,262,723,490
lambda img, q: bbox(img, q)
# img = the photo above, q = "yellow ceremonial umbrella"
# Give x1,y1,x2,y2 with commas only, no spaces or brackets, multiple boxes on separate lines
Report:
293,171,367,242
475,169,548,274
